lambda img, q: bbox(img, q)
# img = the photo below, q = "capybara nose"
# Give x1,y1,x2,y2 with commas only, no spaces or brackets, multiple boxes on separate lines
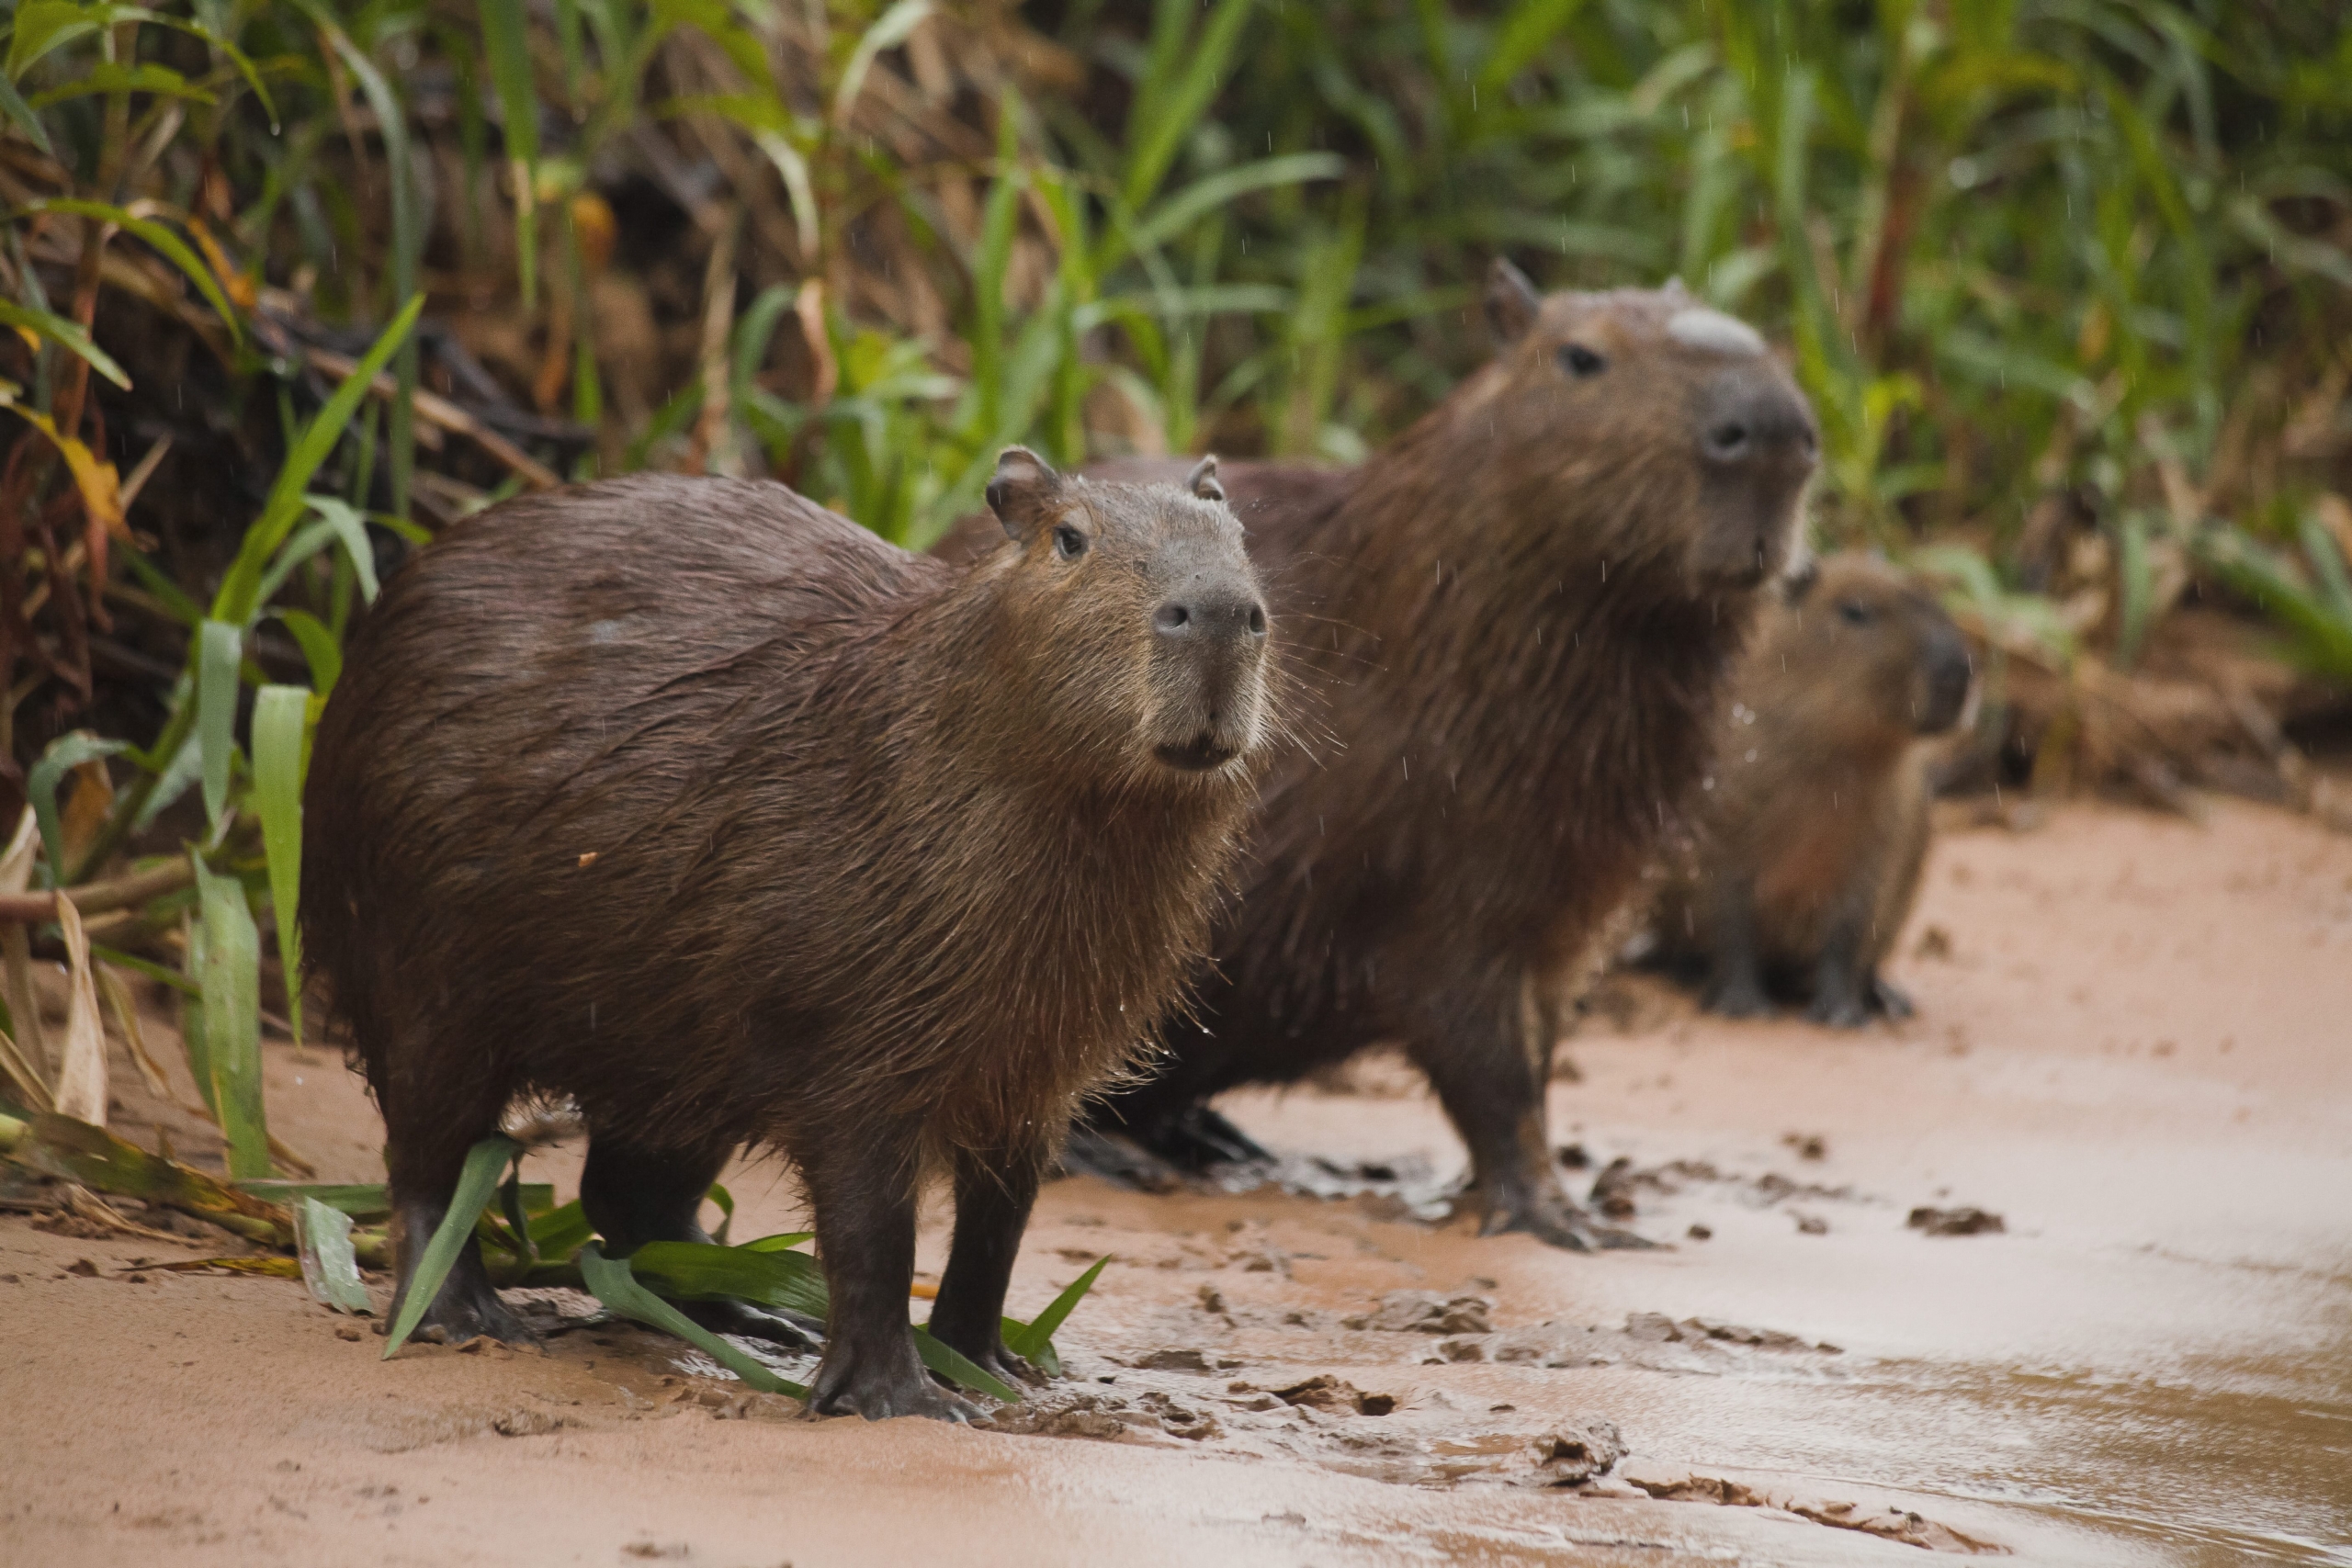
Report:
1917,626,1973,734
1699,372,1819,475
1155,592,1269,646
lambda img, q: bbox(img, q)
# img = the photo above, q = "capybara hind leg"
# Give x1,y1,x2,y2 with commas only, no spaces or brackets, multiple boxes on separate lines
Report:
804,1124,977,1423
1410,991,1653,1252
928,1145,1046,1387
579,1133,818,1348
1805,919,1874,1029
1700,875,1772,1018
388,1198,535,1346
1055,1122,1187,1190
1866,971,1915,1020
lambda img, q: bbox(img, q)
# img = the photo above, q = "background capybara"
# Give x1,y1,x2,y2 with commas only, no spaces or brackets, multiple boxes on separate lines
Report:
300,451,1271,1420
1646,552,1973,1026
1042,265,1818,1248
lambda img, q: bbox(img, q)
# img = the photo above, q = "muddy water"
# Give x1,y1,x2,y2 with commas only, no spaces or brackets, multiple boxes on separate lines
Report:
2,800,2347,1566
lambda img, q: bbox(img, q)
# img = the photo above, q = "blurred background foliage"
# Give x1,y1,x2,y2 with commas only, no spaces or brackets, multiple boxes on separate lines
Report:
0,0,2347,1162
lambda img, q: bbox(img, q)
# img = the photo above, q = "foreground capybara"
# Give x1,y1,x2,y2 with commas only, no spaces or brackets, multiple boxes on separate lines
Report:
1647,553,1972,1026
302,451,1271,1420
1055,265,1817,1248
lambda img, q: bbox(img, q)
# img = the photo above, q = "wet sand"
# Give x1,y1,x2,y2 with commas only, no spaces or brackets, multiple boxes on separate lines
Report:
3,800,2347,1565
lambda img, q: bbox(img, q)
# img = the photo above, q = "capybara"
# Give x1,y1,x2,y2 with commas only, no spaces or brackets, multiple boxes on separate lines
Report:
1646,552,1972,1026
1036,265,1818,1248
302,450,1271,1420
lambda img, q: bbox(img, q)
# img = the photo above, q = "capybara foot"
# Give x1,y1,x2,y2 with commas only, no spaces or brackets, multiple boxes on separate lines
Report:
1150,1104,1274,1171
1868,976,1916,1020
1805,989,1872,1029
1476,1186,1657,1252
1056,1124,1185,1191
940,1337,1046,1390
402,1278,538,1348
675,1296,822,1350
810,1352,981,1422
1702,976,1773,1019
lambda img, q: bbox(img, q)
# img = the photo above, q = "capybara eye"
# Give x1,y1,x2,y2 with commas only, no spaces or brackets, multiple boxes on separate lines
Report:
1053,524,1088,561
1558,343,1606,378
1838,601,1872,626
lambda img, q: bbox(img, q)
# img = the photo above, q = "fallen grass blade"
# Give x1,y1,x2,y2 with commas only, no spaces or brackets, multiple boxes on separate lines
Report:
627,1237,828,1323
10,1111,290,1243
240,1180,395,1222
380,1134,521,1359
577,1242,807,1399
911,1327,1019,1404
295,1194,373,1314
1003,1255,1107,1364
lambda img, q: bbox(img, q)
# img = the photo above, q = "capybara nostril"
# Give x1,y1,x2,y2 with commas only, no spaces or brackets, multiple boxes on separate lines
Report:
1157,592,1262,644
1706,422,1751,461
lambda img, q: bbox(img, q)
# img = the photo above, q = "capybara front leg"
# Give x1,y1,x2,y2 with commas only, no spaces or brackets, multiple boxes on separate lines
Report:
928,1144,1046,1388
1701,873,1772,1018
803,1124,976,1423
1410,987,1652,1252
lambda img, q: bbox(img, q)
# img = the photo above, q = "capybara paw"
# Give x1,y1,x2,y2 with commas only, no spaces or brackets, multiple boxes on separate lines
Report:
810,1365,980,1423
969,1344,1046,1388
1868,976,1916,1020
1805,992,1871,1029
1479,1191,1657,1252
408,1284,538,1348
1702,979,1772,1019
675,1296,822,1351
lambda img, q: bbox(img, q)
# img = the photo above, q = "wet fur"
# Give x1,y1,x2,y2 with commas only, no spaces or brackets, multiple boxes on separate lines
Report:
1649,553,1972,1026
1022,278,1817,1247
304,465,1266,1415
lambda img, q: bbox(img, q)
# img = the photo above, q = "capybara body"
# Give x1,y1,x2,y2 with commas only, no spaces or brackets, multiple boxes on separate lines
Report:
1046,267,1818,1247
1648,552,1972,1026
302,452,1269,1419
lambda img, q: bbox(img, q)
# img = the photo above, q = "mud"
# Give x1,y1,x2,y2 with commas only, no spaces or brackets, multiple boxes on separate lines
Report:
2,799,2349,1565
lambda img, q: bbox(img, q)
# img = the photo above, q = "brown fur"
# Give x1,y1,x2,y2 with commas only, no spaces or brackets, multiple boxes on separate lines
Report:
995,267,1819,1247
302,452,1270,1418
1649,553,1973,1026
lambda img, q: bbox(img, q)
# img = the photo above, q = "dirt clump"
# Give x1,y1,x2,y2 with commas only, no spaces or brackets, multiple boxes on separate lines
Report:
1061,266,1819,1252
1343,1290,1494,1334
302,451,1271,1420
1909,1205,2006,1235
1646,553,1973,1026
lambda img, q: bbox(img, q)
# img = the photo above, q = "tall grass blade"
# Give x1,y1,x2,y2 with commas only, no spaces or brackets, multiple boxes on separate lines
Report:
194,620,242,829
1003,1255,1105,1362
478,0,541,308
192,855,267,1179
27,731,127,887
251,685,309,1049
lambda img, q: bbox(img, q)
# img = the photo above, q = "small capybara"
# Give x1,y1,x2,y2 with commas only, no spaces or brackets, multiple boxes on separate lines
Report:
1034,265,1819,1248
302,450,1271,1420
1646,552,1972,1026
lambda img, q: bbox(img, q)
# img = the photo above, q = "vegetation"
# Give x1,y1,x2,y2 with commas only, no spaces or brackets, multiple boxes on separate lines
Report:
0,1,2344,1219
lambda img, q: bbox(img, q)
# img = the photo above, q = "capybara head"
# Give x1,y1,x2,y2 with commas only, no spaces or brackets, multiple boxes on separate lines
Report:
1773,553,1973,739
1479,261,1818,589
980,446,1271,775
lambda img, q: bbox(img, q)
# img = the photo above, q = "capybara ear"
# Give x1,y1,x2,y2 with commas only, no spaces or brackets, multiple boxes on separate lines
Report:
1661,274,1692,299
987,446,1063,542
1485,257,1542,344
1184,454,1227,504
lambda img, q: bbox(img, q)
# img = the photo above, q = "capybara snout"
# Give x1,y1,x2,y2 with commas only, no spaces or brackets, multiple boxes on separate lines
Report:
1692,359,1818,586
1145,516,1269,771
1914,617,1973,734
